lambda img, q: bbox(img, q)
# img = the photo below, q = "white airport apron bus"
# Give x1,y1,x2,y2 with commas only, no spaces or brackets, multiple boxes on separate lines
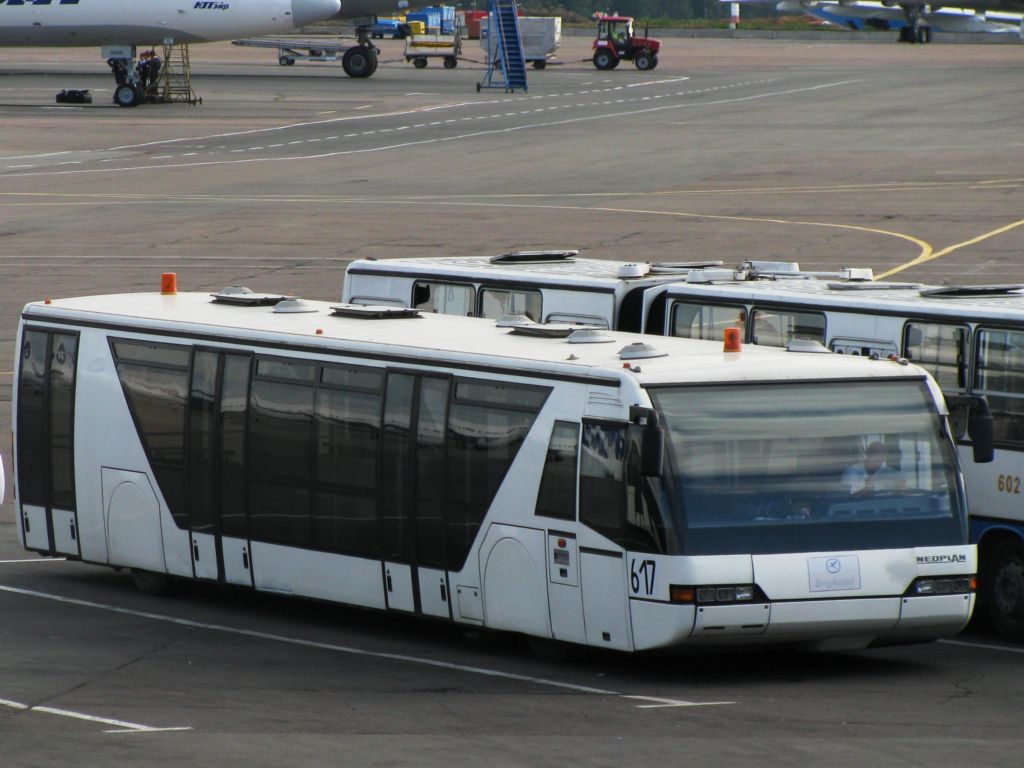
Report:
13,277,981,652
341,252,1022,641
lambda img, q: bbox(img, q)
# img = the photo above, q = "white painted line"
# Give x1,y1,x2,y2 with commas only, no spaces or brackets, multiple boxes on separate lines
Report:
0,697,191,733
939,638,1024,655
0,557,67,564
4,81,858,179
624,695,735,709
0,584,731,710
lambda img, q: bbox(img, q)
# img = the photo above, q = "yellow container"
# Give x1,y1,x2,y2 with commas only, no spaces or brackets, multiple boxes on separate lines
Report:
407,20,426,35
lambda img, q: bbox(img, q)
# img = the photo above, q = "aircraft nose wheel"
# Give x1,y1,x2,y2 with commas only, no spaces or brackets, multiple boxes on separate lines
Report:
113,83,142,108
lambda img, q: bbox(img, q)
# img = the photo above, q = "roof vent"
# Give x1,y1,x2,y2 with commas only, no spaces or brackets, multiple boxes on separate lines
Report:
495,314,537,328
828,282,921,292
649,260,723,274
618,342,667,360
744,260,801,276
273,298,318,314
329,304,422,319
616,263,651,278
686,268,740,284
509,324,583,338
786,339,831,354
567,329,615,344
211,286,290,306
489,249,578,264
919,285,1024,298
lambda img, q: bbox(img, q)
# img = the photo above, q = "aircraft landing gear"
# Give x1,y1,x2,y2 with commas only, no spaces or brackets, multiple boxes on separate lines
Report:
899,8,932,43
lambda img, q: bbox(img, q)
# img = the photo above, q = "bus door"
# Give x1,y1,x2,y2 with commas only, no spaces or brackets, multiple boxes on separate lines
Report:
16,329,79,557
188,350,254,586
380,372,453,618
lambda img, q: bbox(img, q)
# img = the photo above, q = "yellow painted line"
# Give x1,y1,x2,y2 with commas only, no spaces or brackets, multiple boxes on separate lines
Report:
877,217,1024,279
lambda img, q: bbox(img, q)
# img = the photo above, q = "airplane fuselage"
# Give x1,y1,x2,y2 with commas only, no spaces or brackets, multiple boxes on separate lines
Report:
0,0,312,46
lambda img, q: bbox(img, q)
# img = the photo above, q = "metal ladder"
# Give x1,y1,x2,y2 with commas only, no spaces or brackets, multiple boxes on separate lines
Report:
477,0,527,93
152,43,200,105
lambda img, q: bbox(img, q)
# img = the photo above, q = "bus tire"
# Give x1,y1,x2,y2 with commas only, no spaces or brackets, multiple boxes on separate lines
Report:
526,637,572,661
131,568,173,596
986,538,1024,642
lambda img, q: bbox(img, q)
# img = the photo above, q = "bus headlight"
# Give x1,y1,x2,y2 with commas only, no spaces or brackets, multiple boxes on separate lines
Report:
907,576,975,596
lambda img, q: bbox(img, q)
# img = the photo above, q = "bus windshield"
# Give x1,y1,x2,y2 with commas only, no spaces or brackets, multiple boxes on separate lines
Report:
648,380,967,555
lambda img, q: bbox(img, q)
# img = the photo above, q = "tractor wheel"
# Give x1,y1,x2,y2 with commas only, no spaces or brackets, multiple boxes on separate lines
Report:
592,49,616,71
649,54,658,70
342,46,376,78
634,51,654,71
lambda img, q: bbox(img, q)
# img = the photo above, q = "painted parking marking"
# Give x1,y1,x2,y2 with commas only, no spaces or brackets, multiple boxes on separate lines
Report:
0,697,191,733
0,584,734,711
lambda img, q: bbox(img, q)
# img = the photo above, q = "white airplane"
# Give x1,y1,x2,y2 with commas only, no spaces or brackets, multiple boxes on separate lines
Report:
0,0,344,105
728,0,1024,41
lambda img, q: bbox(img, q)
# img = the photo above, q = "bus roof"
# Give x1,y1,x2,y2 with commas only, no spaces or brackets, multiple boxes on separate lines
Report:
345,255,707,291
661,277,1024,322
22,291,936,389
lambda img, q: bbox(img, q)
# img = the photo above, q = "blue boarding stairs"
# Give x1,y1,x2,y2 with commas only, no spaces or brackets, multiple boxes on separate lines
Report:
477,0,527,93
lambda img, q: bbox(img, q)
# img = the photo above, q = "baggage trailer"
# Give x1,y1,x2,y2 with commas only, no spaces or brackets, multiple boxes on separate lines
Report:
404,32,462,68
480,16,561,69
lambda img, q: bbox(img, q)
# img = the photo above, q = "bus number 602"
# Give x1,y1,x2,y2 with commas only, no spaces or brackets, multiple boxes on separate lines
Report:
630,558,656,596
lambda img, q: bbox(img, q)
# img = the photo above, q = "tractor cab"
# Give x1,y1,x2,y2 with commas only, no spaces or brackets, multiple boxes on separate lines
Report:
592,13,660,71
597,15,634,51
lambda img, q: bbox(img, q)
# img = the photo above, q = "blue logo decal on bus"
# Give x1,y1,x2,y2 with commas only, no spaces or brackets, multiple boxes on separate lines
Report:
194,1,230,8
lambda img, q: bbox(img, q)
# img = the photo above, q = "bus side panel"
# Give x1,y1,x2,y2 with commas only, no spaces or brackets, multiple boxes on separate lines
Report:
629,600,695,651
76,330,191,576
250,542,387,610
960,446,1024,527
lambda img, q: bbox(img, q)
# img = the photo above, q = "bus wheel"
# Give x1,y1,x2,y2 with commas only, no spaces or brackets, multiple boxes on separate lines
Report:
987,539,1024,642
526,637,571,661
131,568,173,596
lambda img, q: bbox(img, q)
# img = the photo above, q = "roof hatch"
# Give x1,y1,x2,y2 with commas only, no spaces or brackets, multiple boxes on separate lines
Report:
210,286,290,306
330,304,422,319
489,249,579,264
919,285,1024,298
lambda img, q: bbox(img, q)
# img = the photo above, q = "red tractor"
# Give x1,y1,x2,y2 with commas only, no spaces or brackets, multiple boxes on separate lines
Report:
592,14,660,71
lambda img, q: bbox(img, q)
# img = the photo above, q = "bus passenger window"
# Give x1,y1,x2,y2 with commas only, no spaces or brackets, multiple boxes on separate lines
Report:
670,302,744,342
412,281,475,317
535,421,580,520
479,287,542,322
579,421,625,541
904,322,968,393
975,328,1024,446
750,309,825,348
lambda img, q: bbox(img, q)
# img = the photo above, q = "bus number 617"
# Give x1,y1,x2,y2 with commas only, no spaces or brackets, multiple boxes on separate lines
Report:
630,558,656,596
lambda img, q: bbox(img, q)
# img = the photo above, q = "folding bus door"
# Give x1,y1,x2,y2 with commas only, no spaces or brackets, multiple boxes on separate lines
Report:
187,350,254,586
16,329,80,558
379,372,453,619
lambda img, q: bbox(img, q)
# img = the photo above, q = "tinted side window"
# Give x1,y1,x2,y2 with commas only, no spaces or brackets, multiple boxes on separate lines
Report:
248,359,315,547
904,322,968,394
113,339,189,528
479,287,542,322
535,421,579,520
412,281,475,316
445,379,548,569
579,421,625,542
975,328,1024,446
670,302,745,342
750,309,825,347
17,330,49,506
